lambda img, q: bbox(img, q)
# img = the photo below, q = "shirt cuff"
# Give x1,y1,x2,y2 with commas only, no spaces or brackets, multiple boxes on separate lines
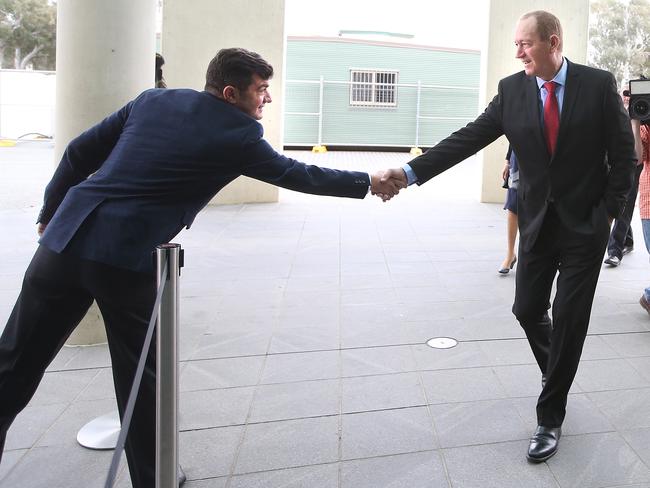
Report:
403,164,418,186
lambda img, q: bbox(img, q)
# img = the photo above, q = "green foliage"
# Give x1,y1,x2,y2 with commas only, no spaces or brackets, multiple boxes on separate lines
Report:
589,0,650,89
0,0,56,70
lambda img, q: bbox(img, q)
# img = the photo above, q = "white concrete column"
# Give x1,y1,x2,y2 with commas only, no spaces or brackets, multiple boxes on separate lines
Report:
56,0,157,344
480,1,590,203
162,0,286,204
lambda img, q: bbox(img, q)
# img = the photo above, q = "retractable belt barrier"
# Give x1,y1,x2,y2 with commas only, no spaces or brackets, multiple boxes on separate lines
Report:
104,244,183,488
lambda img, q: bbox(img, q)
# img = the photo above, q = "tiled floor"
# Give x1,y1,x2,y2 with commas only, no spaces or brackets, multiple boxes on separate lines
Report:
2,142,650,487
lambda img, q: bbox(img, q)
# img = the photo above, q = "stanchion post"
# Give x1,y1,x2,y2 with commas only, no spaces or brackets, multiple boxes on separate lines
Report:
155,244,182,488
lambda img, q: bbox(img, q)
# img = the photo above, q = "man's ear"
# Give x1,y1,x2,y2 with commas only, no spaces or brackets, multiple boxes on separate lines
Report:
549,34,560,52
222,85,238,103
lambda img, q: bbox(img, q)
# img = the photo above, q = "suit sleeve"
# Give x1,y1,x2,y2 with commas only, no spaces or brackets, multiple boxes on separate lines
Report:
407,88,505,184
238,138,370,199
602,72,637,219
37,101,134,224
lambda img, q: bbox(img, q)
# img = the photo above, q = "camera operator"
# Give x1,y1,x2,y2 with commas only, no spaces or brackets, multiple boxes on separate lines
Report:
604,87,645,266
635,116,650,313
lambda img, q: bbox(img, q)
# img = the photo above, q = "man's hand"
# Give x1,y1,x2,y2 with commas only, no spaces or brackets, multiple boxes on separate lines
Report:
37,222,46,236
381,168,408,188
371,169,407,202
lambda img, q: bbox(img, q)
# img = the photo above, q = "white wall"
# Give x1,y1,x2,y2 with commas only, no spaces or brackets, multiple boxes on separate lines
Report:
480,1,590,203
162,0,286,204
0,70,56,139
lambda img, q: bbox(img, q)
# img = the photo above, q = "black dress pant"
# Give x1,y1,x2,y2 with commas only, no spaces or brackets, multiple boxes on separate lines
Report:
0,245,156,488
608,164,642,258
513,205,609,427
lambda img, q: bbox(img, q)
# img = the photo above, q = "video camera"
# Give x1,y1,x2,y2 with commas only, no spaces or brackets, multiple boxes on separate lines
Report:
625,77,650,125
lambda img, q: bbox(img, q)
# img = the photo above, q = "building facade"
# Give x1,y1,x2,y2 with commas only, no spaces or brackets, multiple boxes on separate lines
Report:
284,36,481,149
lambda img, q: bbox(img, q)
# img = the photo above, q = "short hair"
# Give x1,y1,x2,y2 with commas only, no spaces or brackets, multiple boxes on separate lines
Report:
155,53,165,70
155,53,166,88
521,10,563,51
205,48,273,93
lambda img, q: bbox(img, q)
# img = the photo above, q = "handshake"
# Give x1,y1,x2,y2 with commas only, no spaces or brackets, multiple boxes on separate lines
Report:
370,168,408,202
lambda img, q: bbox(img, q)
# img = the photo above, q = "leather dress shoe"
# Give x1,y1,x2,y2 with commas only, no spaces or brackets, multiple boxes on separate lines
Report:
527,425,561,462
604,255,621,266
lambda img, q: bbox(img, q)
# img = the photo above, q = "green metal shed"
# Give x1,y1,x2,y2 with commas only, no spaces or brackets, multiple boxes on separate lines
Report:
284,36,481,149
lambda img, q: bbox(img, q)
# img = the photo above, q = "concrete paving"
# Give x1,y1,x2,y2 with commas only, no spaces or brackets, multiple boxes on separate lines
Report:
2,140,650,487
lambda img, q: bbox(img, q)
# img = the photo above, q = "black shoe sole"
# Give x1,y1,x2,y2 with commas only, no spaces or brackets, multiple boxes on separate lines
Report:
526,448,558,463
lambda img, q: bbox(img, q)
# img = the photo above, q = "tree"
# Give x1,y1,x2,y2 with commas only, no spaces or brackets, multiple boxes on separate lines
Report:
0,0,56,70
589,0,650,89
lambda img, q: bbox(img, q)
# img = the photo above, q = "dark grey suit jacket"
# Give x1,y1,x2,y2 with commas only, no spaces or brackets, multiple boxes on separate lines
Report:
38,88,370,272
408,59,636,252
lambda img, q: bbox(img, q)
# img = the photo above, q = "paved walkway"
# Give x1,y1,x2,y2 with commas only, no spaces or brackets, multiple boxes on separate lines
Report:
2,141,650,487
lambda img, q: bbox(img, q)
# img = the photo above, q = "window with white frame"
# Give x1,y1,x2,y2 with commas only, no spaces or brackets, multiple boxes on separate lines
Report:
349,69,398,107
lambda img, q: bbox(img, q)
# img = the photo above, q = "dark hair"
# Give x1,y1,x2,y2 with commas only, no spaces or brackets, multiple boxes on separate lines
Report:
155,53,166,88
521,10,563,52
204,48,273,93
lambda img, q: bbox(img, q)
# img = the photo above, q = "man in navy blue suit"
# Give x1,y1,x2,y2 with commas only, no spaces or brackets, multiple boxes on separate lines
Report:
0,48,403,487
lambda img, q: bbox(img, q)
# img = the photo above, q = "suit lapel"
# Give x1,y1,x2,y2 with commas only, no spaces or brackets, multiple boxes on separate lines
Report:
525,75,547,154
555,60,580,163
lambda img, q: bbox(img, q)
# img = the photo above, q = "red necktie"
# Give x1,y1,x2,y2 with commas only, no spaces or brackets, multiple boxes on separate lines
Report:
543,81,559,154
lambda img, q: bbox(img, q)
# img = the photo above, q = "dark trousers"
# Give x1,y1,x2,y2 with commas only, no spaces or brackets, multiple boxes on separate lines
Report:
513,206,609,427
0,245,156,488
608,164,642,258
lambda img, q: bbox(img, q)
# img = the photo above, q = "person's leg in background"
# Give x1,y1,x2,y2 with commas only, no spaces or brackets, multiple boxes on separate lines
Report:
499,187,518,274
639,219,650,314
605,164,642,266
623,226,634,255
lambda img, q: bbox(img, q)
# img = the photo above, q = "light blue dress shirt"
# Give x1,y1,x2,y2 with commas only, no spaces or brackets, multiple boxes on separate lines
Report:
537,57,567,122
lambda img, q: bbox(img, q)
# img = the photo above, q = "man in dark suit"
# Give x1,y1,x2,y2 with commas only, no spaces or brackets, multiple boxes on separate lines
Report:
382,10,636,461
0,48,403,487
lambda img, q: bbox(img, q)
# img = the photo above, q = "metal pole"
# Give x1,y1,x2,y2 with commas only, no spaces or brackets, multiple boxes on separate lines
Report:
318,75,324,146
156,244,181,488
415,80,421,148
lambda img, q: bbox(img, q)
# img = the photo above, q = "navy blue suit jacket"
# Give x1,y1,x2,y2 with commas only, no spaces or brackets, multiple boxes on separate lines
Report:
38,89,370,272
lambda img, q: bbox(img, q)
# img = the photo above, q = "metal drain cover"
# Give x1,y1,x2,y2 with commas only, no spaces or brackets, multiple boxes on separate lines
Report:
426,337,458,349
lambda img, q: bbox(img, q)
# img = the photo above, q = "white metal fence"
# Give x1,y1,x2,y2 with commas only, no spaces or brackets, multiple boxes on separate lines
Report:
284,78,480,148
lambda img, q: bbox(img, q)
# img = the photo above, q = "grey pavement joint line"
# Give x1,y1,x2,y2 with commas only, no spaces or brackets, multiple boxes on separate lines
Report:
222,355,270,487
41,329,650,375
416,362,453,487
2,368,114,482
